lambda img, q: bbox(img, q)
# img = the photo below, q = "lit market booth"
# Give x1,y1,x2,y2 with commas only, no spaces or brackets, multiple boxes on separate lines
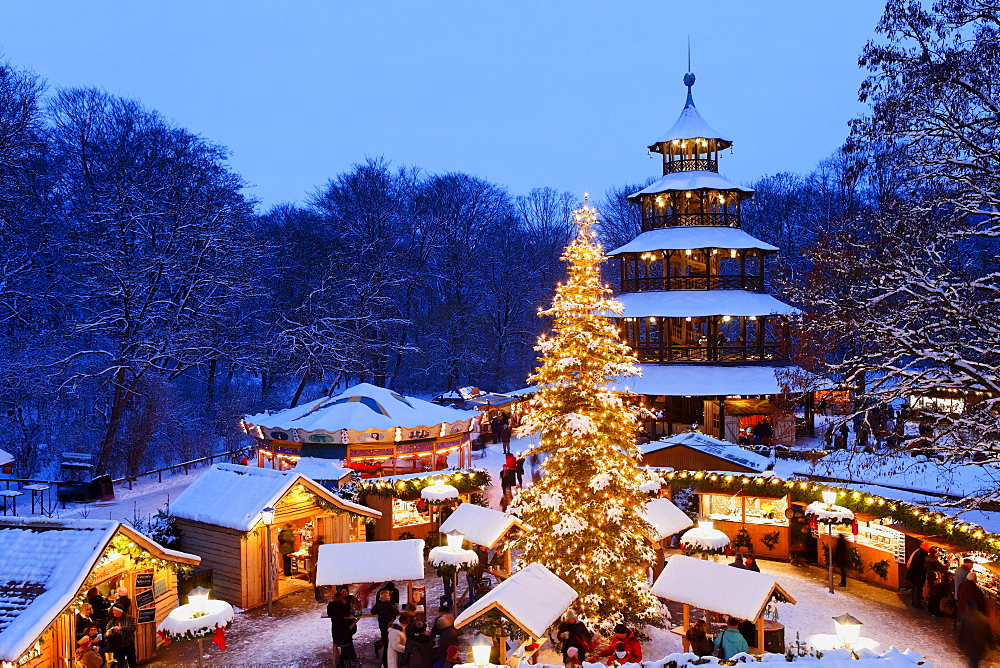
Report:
695,482,794,560
243,383,478,475
439,502,525,580
454,563,577,664
653,554,796,654
0,518,200,668
315,538,426,614
169,464,380,608
353,468,490,541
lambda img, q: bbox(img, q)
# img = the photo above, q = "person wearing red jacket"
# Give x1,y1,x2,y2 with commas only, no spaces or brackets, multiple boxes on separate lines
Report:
598,625,642,664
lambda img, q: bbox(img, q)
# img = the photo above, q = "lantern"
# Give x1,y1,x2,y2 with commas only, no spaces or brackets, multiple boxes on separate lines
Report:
822,490,837,507
470,633,493,667
446,529,465,550
832,613,862,649
260,506,276,526
698,520,714,531
188,586,211,615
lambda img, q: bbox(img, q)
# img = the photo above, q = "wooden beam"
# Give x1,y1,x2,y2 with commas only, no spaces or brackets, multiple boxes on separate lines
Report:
682,603,691,652
756,615,765,653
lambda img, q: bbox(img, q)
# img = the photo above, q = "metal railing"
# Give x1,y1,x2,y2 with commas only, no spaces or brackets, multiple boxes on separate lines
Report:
113,448,245,490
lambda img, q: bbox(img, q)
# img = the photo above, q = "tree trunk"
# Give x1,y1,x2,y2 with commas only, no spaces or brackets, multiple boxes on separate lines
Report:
289,371,310,409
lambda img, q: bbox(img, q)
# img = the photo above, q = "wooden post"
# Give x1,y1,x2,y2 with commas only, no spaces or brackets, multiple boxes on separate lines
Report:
681,603,691,651
498,626,508,665
504,548,512,578
407,580,414,607
756,615,765,653
197,637,204,668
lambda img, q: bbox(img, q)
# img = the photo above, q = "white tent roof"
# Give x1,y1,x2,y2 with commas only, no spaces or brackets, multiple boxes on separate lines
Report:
316,538,426,585
610,290,798,318
642,432,770,472
629,171,753,200
169,464,378,531
454,563,577,638
439,503,524,549
651,554,795,621
246,383,476,433
642,498,694,541
612,364,802,397
653,97,732,146
292,457,353,482
608,227,778,255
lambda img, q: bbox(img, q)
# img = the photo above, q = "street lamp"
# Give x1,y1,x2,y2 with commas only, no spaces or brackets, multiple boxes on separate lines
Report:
822,490,837,507
188,586,211,615
470,633,493,668
261,506,276,617
446,529,465,550
832,613,863,649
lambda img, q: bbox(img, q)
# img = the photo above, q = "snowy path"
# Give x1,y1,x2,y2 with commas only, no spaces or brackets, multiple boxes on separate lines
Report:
53,466,209,525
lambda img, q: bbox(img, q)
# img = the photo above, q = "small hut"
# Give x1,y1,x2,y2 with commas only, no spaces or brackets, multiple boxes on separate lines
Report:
652,554,796,654
316,538,426,610
642,498,694,577
439,502,525,580
0,518,200,667
170,464,380,609
640,431,769,473
243,383,478,474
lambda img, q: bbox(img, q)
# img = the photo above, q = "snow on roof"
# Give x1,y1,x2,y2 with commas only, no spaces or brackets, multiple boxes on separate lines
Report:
651,96,732,147
292,457,353,482
316,538,425,585
613,364,801,397
169,464,378,531
651,554,795,622
505,386,538,397
454,563,577,638
439,503,524,549
610,290,798,318
0,448,12,467
608,227,778,255
628,171,753,201
643,498,693,541
642,432,770,472
246,383,477,434
0,518,198,662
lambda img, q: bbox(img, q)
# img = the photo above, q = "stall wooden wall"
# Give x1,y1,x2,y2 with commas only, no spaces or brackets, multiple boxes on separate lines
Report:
716,519,792,561
641,445,758,473
175,518,248,607
368,496,395,541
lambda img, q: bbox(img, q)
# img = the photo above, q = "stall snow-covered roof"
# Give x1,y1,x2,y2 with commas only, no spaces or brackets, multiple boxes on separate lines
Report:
454,563,577,638
642,498,693,541
0,447,12,467
292,457,354,483
316,538,425,585
169,464,378,531
610,290,798,319
608,227,778,256
628,171,753,201
439,503,525,549
652,554,795,622
641,432,770,473
613,364,802,398
505,386,538,397
649,84,733,150
0,518,199,663
246,382,477,434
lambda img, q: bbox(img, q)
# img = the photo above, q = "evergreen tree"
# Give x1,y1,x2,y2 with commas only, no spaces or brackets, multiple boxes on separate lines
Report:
510,202,663,634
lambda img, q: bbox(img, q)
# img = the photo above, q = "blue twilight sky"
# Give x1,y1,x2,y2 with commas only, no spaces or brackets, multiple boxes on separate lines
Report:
1,1,885,211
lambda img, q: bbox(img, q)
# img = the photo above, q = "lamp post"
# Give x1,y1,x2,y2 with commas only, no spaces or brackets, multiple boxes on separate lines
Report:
261,506,276,617
832,613,862,650
821,491,837,594
446,529,463,607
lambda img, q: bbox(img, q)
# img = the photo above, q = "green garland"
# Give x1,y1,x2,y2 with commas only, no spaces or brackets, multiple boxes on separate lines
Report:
354,468,490,500
159,619,232,643
311,493,378,524
657,470,1000,557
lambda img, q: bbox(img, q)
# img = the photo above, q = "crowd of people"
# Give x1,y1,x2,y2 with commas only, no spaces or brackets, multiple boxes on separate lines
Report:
74,586,136,667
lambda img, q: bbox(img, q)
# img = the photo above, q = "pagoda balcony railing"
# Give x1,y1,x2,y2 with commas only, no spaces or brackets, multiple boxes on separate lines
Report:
620,275,765,292
630,342,787,364
664,158,718,173
643,211,739,229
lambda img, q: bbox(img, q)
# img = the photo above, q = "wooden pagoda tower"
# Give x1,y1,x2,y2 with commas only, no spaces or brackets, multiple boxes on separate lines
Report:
608,71,810,444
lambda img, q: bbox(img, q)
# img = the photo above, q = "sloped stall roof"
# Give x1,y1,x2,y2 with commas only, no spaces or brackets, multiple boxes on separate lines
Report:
652,554,795,622
454,563,577,638
629,171,753,201
0,518,199,663
439,503,524,549
316,538,426,585
641,432,770,473
247,383,476,433
0,448,12,467
610,290,798,319
608,227,778,255
612,364,802,398
169,464,378,532
642,498,694,541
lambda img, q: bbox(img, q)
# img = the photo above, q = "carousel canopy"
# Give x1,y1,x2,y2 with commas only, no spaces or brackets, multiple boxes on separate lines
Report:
454,563,577,638
169,464,378,531
610,290,798,319
652,554,795,622
628,171,753,201
642,498,694,541
245,383,476,441
612,363,805,398
316,538,426,585
439,502,525,549
0,518,199,663
608,227,778,255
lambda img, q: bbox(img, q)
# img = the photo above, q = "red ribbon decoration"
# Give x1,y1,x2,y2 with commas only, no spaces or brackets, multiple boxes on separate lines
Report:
156,630,170,645
213,626,227,651
809,516,818,530
852,519,859,535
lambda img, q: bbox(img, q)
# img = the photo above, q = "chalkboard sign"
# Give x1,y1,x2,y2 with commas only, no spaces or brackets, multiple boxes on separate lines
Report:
137,608,156,624
134,573,154,589
134,590,155,609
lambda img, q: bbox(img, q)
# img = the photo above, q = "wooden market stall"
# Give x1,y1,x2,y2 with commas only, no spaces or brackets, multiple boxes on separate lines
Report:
243,383,477,475
640,431,769,473
643,498,694,578
652,554,796,654
315,538,426,615
170,464,380,609
0,518,200,668
696,489,794,560
454,563,577,664
439,502,525,580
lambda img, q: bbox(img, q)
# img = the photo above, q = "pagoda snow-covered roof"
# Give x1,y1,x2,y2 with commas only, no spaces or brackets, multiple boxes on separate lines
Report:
609,227,779,255
246,382,477,435
650,92,733,149
642,432,771,472
613,364,804,397
629,171,753,201
610,290,799,318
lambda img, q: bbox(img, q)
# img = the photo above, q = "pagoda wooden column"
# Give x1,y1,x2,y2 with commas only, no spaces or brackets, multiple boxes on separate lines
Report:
739,316,748,360
757,317,766,359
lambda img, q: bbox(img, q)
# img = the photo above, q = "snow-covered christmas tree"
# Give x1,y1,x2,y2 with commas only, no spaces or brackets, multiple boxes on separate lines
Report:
510,201,663,634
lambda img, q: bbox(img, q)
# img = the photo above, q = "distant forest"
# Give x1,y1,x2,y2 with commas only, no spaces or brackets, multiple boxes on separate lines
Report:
0,36,965,477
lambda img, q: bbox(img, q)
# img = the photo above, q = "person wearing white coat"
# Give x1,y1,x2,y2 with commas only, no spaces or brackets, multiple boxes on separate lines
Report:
387,619,407,668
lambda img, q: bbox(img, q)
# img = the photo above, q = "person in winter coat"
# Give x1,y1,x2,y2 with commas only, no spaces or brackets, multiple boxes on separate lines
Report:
744,555,760,572
729,555,745,569
955,558,975,601
378,581,401,606
959,604,993,668
75,636,104,668
431,614,457,668
905,543,932,608
329,592,359,668
598,625,641,664
490,416,503,444
714,618,748,660
403,621,434,668
959,572,988,617
76,603,95,639
444,645,460,668
501,424,513,454
105,606,137,668
685,619,714,657
564,646,583,667
87,588,109,628
84,625,108,657
926,556,950,616
112,586,132,615
372,589,399,665
387,616,407,668
278,524,296,576
500,465,517,495
833,535,849,587
753,419,773,447
558,610,593,658
514,457,525,487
